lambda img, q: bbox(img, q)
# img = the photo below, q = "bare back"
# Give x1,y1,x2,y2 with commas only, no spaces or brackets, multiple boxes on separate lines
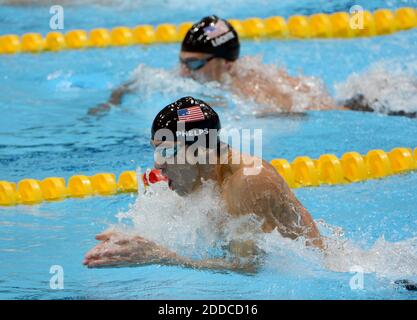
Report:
219,151,323,249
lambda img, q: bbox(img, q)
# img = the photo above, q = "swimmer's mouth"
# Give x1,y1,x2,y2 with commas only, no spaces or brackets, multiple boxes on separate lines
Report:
159,169,171,189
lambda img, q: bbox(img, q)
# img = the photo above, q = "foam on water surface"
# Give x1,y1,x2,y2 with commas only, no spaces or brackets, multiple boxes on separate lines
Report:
335,59,417,114
114,180,417,281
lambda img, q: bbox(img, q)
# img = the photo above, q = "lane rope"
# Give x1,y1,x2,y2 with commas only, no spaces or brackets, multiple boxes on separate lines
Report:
1,147,416,206
1,7,416,54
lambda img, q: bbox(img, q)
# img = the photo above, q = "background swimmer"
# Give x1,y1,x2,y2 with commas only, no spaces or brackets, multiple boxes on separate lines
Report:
83,96,324,270
89,15,336,115
89,15,416,117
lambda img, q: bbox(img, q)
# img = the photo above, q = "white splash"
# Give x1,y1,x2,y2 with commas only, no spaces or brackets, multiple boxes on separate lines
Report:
127,59,334,116
114,180,417,279
323,234,417,278
116,180,263,260
335,60,417,114
227,55,334,114
128,64,225,101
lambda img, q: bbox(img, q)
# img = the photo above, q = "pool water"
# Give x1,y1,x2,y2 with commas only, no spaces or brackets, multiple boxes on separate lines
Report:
1,0,417,299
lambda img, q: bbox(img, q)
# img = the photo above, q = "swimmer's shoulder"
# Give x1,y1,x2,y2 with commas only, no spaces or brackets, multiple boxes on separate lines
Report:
237,157,292,194
222,159,289,219
221,148,282,185
226,154,281,189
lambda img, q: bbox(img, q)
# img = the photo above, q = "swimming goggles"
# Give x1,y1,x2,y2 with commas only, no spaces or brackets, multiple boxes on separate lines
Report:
180,56,215,71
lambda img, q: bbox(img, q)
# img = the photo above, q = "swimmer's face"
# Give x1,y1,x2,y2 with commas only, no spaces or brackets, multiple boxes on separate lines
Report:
179,51,231,82
151,140,200,196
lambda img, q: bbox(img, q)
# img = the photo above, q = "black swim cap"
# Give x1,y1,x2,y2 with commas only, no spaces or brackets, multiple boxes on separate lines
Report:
181,15,240,62
151,96,221,147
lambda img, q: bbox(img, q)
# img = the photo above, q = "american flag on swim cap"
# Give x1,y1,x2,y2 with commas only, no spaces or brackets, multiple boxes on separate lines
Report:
177,106,205,122
203,20,229,39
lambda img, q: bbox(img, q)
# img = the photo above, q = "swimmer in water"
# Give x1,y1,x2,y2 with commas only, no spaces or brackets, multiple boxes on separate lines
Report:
89,15,335,115
88,15,416,118
83,96,324,271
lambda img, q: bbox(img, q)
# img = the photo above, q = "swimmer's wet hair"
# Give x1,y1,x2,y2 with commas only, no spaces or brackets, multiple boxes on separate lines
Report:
182,15,240,62
151,96,221,149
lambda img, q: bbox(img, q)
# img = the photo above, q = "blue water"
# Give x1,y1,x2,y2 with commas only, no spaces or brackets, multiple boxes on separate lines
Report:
1,0,417,300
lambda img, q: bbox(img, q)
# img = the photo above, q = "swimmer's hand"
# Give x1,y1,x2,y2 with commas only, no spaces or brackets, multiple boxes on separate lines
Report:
83,230,257,273
87,81,134,116
83,230,179,268
87,103,113,116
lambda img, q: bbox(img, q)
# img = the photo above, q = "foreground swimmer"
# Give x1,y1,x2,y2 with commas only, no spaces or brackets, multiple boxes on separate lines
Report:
83,96,324,270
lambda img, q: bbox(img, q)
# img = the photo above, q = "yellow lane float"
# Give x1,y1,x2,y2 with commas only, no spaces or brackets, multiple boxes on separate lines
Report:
2,7,416,55
1,149,416,206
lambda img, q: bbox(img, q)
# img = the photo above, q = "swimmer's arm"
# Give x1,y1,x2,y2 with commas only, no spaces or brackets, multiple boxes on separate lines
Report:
83,230,254,272
342,94,417,118
87,80,136,115
226,166,324,249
